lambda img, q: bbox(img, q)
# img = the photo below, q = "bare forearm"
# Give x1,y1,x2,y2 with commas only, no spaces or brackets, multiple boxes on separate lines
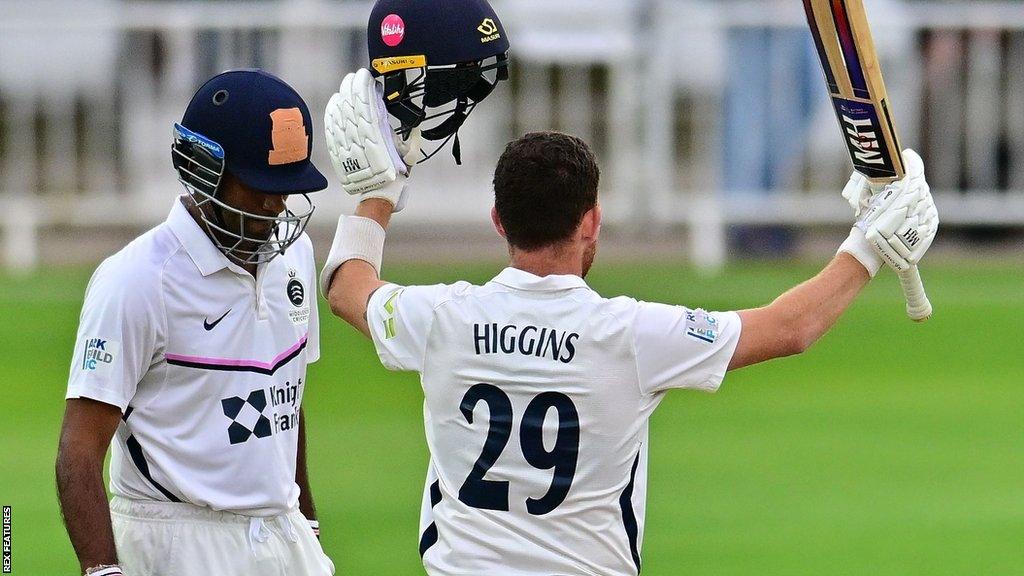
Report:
354,198,393,231
771,253,869,347
327,199,393,336
732,253,870,369
56,450,118,573
296,408,317,521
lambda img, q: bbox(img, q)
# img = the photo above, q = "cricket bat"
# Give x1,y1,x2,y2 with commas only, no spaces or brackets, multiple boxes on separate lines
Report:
802,0,932,322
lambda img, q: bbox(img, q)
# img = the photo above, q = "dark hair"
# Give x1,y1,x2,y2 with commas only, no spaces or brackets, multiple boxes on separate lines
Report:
493,132,600,250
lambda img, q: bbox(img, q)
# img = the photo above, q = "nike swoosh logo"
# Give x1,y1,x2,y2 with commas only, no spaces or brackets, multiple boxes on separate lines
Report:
204,309,232,331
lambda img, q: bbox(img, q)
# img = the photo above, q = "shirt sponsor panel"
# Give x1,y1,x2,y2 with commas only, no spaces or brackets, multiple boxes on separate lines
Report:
81,337,120,373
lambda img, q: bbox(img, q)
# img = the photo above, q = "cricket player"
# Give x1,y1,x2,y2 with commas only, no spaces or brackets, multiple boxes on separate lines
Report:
319,75,938,575
56,70,334,576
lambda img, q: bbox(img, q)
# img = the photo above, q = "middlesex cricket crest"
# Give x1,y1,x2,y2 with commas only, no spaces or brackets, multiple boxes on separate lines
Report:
286,269,310,326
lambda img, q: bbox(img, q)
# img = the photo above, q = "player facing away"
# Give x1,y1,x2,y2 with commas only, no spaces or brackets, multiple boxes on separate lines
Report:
56,70,334,576
319,69,939,573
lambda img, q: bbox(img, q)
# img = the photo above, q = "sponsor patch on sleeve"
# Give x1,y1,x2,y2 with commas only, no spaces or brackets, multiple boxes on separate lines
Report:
80,337,120,373
684,309,719,344
380,289,403,340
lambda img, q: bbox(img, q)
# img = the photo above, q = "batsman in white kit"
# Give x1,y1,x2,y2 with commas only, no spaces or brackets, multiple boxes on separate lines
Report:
56,70,334,576
318,41,939,572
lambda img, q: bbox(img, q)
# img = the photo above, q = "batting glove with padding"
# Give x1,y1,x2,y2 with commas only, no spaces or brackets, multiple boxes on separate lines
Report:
857,150,939,272
324,68,422,211
838,149,938,276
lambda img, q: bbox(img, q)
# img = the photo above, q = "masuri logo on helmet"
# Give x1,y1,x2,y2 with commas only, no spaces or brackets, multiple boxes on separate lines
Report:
477,18,501,42
367,0,511,165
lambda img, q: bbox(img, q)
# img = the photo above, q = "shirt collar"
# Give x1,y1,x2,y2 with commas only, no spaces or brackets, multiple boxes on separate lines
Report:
490,267,590,292
166,197,235,277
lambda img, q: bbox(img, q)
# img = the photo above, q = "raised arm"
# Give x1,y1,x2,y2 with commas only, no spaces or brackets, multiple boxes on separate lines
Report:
730,253,868,370
324,199,393,338
319,68,421,339
729,152,938,371
56,399,123,574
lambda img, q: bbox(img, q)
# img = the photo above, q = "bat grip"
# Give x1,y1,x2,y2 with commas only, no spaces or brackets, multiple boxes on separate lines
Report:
899,265,932,322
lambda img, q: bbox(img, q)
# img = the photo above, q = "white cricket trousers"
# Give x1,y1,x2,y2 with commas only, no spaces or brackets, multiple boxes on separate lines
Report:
110,497,336,576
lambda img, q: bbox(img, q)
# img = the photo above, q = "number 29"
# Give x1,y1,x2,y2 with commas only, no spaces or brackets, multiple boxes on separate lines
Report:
458,383,580,515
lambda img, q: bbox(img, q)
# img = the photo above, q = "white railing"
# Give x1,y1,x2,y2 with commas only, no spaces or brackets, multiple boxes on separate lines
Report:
1,0,1022,271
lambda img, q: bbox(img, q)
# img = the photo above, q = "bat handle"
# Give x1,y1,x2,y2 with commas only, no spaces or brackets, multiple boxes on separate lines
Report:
899,265,932,322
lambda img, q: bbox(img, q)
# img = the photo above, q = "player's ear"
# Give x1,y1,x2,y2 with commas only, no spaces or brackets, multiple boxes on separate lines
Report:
491,206,507,239
581,203,601,241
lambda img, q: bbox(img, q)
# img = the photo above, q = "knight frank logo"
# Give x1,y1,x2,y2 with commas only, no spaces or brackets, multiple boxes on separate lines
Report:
221,390,273,445
221,381,302,445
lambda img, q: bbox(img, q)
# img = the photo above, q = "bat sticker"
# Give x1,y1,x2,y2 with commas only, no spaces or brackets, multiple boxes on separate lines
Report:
830,97,899,180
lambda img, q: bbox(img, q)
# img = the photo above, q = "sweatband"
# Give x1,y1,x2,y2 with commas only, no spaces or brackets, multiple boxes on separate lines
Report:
319,215,386,295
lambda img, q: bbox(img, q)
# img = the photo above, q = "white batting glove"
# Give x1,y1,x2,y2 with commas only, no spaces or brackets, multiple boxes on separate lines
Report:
839,149,938,275
324,68,422,212
841,170,873,217
858,150,938,272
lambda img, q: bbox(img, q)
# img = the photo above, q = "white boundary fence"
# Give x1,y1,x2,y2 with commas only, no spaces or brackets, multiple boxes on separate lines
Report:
2,0,1023,271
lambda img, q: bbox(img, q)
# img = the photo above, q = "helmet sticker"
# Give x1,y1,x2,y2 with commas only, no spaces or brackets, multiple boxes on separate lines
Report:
372,54,427,75
478,18,501,43
268,108,309,165
174,123,225,160
381,14,406,47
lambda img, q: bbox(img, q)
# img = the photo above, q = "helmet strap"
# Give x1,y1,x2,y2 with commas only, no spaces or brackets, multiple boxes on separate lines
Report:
382,53,508,166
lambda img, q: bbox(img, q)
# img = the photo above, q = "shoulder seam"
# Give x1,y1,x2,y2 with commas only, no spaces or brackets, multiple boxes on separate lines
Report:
157,243,182,355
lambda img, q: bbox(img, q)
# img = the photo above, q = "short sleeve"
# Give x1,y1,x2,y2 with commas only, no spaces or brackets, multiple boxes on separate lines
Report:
66,261,163,412
366,283,447,372
634,302,742,395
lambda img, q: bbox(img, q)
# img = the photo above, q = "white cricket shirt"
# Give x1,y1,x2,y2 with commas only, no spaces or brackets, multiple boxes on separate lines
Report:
366,267,742,576
66,198,319,516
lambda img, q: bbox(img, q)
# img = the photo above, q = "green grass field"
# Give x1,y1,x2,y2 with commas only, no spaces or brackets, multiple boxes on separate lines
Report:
1,261,1022,575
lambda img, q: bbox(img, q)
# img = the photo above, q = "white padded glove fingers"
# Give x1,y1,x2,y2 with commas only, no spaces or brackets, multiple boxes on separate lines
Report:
325,69,423,211
842,170,872,217
396,127,423,166
865,229,905,271
855,148,938,273
369,79,418,171
856,184,903,233
873,205,908,237
903,148,925,180
325,74,384,190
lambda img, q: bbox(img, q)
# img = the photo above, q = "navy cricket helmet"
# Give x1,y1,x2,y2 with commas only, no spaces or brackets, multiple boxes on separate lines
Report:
368,0,510,164
171,69,327,264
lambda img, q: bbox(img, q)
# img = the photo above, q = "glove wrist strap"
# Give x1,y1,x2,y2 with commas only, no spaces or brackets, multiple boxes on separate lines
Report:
838,227,883,278
359,176,409,213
